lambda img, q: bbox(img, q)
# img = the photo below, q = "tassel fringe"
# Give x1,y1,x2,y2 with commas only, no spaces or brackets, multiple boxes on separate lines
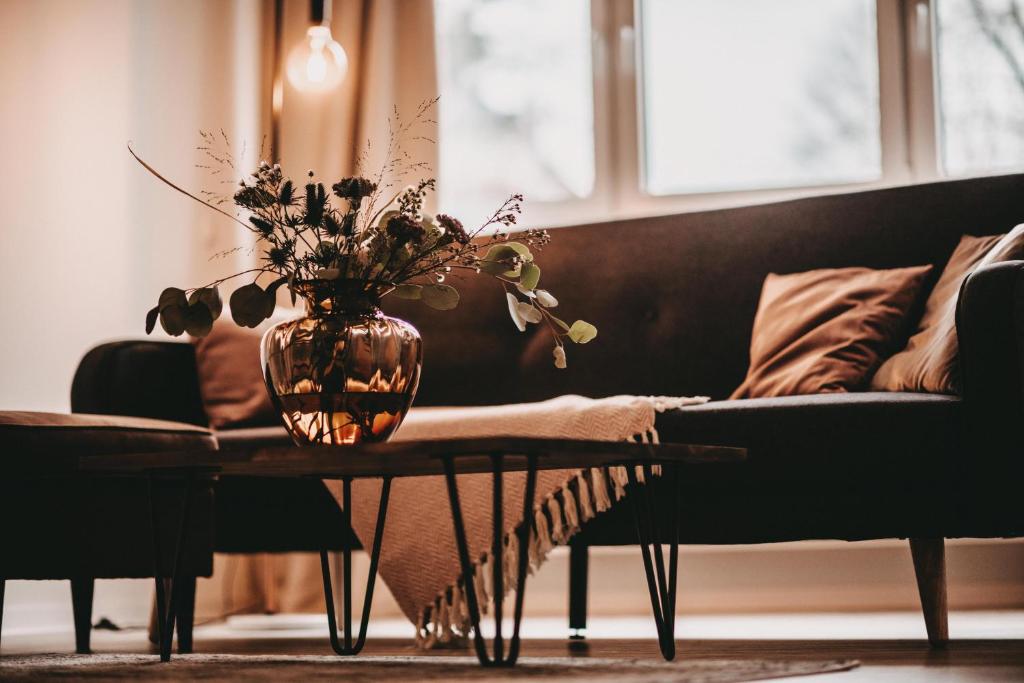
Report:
414,401,708,646
417,446,659,646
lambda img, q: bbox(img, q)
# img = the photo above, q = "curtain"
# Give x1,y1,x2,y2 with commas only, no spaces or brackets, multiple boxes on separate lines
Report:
193,0,439,624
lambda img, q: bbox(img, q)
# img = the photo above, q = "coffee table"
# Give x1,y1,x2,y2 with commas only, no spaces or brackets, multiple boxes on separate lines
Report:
79,437,745,666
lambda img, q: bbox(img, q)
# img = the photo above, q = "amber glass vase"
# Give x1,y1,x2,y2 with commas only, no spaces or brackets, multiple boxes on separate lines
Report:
260,280,422,446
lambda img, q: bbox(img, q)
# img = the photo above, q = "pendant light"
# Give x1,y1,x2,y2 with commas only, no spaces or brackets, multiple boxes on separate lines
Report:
286,0,348,93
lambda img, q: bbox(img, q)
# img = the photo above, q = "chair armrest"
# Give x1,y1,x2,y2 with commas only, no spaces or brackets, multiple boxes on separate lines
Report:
70,340,209,426
955,260,1024,452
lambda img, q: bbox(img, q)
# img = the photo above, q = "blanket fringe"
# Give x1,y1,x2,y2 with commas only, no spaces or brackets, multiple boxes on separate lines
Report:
417,460,651,646
415,397,709,646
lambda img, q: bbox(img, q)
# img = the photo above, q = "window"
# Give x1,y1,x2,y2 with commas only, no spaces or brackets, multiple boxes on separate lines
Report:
935,0,1024,176
434,0,595,223
433,0,1024,225
640,0,881,195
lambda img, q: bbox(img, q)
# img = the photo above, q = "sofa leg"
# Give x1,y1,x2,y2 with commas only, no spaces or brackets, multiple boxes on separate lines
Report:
176,577,196,654
568,539,588,639
71,578,94,654
909,538,948,648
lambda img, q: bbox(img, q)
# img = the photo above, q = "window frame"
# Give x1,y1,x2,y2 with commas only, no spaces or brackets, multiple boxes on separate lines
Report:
440,0,968,228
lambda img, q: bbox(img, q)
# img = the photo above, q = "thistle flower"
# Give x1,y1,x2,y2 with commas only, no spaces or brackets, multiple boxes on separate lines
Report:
267,244,292,268
249,215,275,237
332,177,377,202
323,213,342,237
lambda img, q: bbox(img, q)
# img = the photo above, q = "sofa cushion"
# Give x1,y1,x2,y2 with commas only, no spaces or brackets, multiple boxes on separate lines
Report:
193,323,278,429
0,411,216,473
656,392,962,489
873,225,1024,394
731,265,932,398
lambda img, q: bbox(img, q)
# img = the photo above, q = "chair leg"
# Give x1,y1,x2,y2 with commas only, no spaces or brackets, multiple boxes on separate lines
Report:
1,579,6,652
909,538,948,648
70,578,94,654
568,540,588,639
176,577,196,654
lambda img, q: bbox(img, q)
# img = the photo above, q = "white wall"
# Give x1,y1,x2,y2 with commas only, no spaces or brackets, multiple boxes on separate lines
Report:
0,0,263,413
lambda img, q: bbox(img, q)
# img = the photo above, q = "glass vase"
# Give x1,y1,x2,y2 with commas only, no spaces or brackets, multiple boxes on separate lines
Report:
260,280,422,446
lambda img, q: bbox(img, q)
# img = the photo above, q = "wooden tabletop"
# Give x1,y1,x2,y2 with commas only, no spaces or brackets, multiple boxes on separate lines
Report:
77,437,746,479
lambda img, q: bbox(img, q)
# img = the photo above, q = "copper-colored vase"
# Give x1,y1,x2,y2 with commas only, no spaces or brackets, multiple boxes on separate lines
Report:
260,280,422,446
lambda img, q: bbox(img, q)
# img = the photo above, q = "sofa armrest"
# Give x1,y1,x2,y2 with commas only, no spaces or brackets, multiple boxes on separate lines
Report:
955,259,1024,453
70,340,209,426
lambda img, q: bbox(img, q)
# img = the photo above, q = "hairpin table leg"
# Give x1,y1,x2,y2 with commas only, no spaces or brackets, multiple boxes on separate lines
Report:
320,476,391,656
626,462,679,661
443,453,538,667
149,472,194,663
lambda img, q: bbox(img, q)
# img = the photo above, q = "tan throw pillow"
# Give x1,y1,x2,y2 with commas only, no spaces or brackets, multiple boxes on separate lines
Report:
871,226,1024,394
193,321,277,429
731,265,933,399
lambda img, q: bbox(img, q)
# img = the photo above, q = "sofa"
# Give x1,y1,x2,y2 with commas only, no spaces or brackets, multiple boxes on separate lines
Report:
70,173,1024,646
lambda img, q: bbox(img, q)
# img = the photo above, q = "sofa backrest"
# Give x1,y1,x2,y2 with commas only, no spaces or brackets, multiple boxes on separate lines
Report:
383,173,1024,405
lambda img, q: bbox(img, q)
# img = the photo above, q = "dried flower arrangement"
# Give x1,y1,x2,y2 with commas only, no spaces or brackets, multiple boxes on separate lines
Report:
133,103,596,368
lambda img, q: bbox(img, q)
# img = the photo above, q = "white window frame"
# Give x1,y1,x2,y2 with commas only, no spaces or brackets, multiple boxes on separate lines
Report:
512,0,950,228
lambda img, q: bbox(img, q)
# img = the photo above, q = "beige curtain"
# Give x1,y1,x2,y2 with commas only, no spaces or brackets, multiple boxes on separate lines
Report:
194,0,439,624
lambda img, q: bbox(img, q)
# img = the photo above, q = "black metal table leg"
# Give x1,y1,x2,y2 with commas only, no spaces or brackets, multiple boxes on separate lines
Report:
320,476,391,656
626,462,679,661
149,472,194,663
443,453,538,667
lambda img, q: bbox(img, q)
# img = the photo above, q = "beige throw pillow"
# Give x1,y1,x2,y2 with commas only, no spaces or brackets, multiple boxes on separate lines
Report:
870,225,1024,394
730,265,932,399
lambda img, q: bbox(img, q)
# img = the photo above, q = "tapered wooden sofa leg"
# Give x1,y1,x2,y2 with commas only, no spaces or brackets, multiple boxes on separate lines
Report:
71,578,95,654
909,538,948,648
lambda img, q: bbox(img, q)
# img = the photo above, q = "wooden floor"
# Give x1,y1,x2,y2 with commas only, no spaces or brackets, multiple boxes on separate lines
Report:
3,616,1024,681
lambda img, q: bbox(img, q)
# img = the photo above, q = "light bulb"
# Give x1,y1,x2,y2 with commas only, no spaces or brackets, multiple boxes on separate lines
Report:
286,25,348,93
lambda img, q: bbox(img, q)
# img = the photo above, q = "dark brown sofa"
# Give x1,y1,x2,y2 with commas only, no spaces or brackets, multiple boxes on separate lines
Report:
70,174,1024,645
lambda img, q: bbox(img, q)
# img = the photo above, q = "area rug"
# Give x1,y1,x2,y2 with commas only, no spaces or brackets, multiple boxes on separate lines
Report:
336,394,708,646
0,654,859,682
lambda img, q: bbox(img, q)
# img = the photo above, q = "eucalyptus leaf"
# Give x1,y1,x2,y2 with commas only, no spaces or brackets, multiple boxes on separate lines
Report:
230,283,271,328
567,320,598,344
184,301,214,337
516,301,542,324
158,287,187,312
263,278,288,318
516,284,536,298
159,305,187,336
421,284,460,310
480,242,533,277
550,315,571,332
188,287,223,319
519,262,541,290
145,305,160,334
503,242,534,261
553,345,567,369
393,284,423,300
506,292,526,332
535,289,558,308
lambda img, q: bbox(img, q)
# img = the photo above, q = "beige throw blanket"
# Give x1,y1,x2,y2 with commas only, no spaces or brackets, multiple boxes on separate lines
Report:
324,394,707,647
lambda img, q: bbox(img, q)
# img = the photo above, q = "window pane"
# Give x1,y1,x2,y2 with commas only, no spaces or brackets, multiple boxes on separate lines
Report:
640,0,881,195
434,0,594,222
936,0,1024,176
